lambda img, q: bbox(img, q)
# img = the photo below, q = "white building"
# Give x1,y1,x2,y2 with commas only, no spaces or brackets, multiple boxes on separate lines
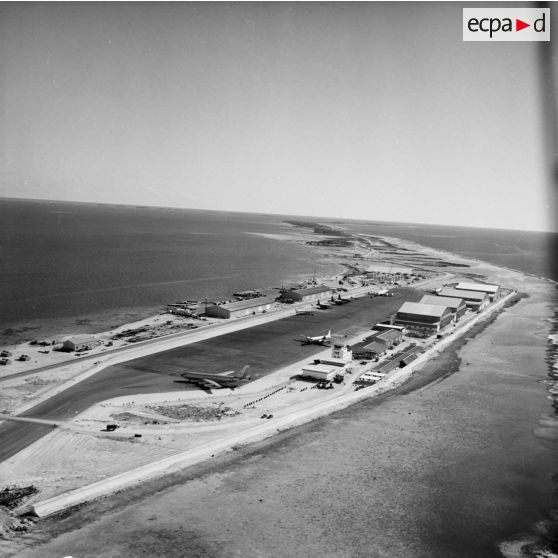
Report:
62,335,98,352
300,364,338,381
331,340,352,361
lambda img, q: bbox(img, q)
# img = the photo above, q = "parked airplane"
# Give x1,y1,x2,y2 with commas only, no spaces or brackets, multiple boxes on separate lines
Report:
331,294,351,305
300,330,331,346
316,301,330,309
180,365,251,390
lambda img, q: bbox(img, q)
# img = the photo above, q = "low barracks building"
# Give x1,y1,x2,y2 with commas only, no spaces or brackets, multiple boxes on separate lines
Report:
419,294,467,321
205,296,275,319
394,302,453,336
281,285,334,303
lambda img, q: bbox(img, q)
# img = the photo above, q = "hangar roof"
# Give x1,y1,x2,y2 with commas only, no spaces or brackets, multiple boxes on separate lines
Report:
287,285,332,296
211,296,275,311
439,288,488,301
397,302,451,318
456,282,499,294
420,295,465,309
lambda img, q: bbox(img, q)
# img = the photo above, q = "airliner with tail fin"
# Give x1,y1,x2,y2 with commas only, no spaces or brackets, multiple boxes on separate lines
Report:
181,365,251,390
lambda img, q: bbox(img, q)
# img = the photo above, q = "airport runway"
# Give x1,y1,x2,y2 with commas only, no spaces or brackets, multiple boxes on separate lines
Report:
0,288,422,462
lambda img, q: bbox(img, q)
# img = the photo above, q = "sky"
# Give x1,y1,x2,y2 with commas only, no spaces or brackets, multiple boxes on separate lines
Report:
0,2,556,232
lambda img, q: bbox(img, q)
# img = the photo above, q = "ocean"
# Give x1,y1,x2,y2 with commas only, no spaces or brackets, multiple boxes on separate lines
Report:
0,199,341,344
1,198,557,557
1,199,555,346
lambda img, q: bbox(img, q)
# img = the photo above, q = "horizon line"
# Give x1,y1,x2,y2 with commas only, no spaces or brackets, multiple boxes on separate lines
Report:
0,195,555,235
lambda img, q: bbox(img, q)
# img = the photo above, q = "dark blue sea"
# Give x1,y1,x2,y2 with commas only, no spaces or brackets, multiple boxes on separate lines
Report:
0,198,555,344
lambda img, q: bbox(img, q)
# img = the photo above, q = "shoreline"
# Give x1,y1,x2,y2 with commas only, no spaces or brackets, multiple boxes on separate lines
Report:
0,221,443,408
7,290,519,520
4,269,556,558
0,225,349,348
3,219,555,351
1,220,553,359
0,227,557,557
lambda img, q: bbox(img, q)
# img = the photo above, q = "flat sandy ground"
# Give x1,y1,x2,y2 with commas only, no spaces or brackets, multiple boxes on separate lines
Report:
2,237,557,558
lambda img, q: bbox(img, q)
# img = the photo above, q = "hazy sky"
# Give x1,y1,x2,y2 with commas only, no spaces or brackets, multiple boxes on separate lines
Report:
0,2,556,231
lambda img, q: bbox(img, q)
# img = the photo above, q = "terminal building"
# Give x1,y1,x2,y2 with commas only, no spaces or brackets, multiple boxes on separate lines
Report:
204,296,275,319
315,340,353,367
330,340,352,362
394,302,453,336
281,285,334,303
437,287,489,312
419,294,467,321
455,282,500,301
303,341,352,379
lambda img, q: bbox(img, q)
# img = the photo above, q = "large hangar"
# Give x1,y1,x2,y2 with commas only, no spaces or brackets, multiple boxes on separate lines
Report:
205,296,275,319
281,285,334,303
455,282,500,301
438,287,489,311
419,294,467,321
394,302,453,336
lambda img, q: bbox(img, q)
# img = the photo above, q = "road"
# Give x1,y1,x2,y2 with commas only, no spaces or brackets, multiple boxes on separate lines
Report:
0,288,422,462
